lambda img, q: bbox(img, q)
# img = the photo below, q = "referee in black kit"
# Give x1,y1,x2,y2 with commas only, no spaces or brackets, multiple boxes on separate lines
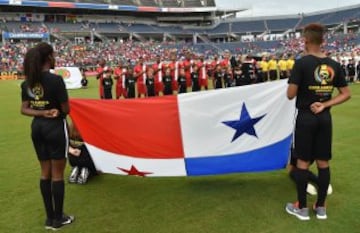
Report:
285,23,351,221
20,43,74,230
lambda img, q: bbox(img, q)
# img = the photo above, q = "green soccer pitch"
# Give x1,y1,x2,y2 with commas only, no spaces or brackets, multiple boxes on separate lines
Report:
0,80,359,233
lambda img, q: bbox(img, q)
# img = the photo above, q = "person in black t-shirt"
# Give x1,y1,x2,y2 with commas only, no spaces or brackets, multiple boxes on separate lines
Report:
102,73,113,99
178,68,187,94
125,67,136,99
233,65,243,86
340,60,347,82
81,76,88,88
20,43,74,230
286,23,350,221
191,65,200,92
146,68,156,97
213,64,223,89
347,59,356,83
224,66,233,88
163,67,173,95
240,56,256,86
80,68,88,88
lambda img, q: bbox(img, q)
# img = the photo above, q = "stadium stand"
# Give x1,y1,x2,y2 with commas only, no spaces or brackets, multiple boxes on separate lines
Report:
110,0,137,5
162,0,181,7
140,0,158,7
184,0,203,7
322,7,360,25
45,22,83,33
230,20,266,33
206,23,229,34
93,23,122,33
266,18,300,31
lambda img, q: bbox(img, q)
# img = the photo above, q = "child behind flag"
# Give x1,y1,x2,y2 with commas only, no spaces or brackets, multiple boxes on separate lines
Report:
163,67,173,95
146,68,156,97
178,68,187,94
191,65,200,92
125,67,137,99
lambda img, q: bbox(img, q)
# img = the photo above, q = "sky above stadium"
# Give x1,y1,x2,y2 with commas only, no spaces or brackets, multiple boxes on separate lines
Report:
215,0,360,17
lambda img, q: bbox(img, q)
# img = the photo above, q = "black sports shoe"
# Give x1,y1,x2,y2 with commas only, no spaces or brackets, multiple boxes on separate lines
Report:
44,218,53,230
52,214,75,230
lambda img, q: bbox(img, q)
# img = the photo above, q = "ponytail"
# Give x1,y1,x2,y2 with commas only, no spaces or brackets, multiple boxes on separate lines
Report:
23,47,43,88
23,42,54,88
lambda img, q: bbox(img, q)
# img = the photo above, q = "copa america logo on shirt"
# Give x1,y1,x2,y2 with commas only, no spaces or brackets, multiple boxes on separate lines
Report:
54,68,71,79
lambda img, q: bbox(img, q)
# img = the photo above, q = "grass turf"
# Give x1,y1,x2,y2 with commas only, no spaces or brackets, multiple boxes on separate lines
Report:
0,79,359,233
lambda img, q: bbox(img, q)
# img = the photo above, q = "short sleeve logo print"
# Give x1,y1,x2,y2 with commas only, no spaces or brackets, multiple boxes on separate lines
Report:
309,64,335,102
314,64,335,85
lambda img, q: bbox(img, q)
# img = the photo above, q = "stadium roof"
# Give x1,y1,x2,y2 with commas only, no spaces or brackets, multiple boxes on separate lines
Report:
0,0,246,15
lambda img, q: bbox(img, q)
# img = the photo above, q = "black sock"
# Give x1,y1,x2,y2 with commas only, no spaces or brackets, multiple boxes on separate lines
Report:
317,167,330,207
289,169,296,182
52,180,65,220
40,179,54,219
307,170,319,186
292,168,308,209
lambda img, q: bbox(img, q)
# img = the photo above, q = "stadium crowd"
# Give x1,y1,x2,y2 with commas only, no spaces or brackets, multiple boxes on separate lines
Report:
1,34,360,93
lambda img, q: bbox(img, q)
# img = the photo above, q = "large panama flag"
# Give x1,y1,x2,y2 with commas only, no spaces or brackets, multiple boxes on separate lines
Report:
69,80,296,177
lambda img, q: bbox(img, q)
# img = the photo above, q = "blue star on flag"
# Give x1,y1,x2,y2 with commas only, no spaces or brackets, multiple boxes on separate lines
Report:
222,103,266,142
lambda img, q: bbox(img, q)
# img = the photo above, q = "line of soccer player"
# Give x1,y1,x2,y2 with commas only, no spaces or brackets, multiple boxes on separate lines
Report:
91,51,296,99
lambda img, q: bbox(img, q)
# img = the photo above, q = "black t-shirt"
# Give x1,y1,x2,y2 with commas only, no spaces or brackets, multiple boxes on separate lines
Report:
214,71,223,82
146,78,155,87
347,64,355,76
102,77,113,89
233,72,242,81
178,75,187,86
288,55,347,110
81,78,88,87
191,72,199,83
163,75,172,85
126,76,136,88
241,61,255,78
21,71,68,118
341,64,347,76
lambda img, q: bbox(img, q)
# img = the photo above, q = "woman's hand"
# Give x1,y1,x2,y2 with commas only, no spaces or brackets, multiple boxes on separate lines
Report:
43,109,59,118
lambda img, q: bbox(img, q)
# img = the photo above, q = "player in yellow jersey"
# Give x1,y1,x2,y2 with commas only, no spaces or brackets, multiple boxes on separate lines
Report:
287,54,295,78
278,54,288,79
259,56,269,82
268,55,278,81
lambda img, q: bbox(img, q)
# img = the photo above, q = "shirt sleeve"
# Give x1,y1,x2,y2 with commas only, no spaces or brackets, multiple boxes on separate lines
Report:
333,62,348,88
288,59,302,85
56,75,69,103
21,81,31,101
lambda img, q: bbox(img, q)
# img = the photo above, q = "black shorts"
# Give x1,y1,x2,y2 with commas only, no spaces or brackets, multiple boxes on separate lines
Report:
293,110,332,162
31,117,69,161
280,71,288,79
269,70,277,80
289,146,315,167
261,72,268,82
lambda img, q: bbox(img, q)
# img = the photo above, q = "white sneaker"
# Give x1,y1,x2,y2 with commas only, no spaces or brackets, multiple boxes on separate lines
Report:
327,184,333,195
306,183,317,195
69,166,79,184
77,167,90,184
